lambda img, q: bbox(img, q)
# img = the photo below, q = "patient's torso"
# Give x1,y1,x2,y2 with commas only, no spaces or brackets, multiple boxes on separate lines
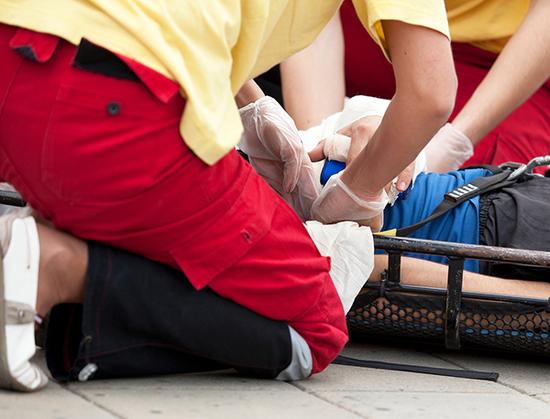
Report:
382,168,491,272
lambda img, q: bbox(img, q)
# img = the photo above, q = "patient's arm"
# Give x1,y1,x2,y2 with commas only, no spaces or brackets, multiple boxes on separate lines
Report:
371,255,550,300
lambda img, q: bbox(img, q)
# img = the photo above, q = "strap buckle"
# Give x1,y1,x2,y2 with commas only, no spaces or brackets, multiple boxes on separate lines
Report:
506,155,550,181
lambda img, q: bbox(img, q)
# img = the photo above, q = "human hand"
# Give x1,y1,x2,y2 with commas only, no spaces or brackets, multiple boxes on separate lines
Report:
310,172,388,231
340,116,415,194
336,115,382,165
239,96,319,220
308,116,415,197
393,161,415,195
424,123,474,173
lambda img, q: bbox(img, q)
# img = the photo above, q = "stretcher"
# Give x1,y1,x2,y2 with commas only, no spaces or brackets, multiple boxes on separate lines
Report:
348,235,550,358
345,156,550,362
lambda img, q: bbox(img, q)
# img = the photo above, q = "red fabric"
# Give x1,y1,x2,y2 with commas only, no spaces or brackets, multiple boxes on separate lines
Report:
0,24,347,373
450,43,550,172
340,0,550,172
8,27,59,62
340,0,395,99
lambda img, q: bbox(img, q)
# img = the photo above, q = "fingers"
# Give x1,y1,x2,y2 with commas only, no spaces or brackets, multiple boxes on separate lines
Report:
346,121,371,165
396,161,415,192
338,116,382,165
308,140,326,162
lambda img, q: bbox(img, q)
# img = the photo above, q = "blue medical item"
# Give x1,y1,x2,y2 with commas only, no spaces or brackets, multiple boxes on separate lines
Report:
320,160,346,185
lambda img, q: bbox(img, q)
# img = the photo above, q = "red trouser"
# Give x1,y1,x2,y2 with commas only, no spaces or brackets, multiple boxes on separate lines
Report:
0,24,347,373
341,0,550,173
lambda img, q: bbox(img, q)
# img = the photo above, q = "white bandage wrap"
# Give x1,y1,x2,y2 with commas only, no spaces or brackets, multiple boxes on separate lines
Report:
335,95,390,131
305,220,374,313
323,133,351,161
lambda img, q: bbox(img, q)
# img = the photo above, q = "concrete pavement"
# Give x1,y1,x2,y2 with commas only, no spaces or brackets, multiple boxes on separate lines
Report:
1,342,549,419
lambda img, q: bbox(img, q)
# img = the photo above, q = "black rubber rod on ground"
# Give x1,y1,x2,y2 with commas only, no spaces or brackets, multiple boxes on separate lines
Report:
333,355,499,382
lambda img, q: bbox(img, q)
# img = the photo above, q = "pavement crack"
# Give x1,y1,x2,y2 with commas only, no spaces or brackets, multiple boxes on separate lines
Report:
61,384,125,419
289,382,370,419
431,353,549,403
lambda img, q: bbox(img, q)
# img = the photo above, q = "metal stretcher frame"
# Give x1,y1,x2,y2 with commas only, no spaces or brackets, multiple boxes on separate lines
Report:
347,235,550,356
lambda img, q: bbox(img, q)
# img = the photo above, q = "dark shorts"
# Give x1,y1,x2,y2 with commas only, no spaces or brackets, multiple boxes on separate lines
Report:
479,176,550,280
46,243,294,381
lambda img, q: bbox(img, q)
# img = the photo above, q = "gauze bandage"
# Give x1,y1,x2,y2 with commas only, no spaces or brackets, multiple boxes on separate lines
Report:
323,133,351,161
299,95,391,153
335,95,390,131
305,220,374,313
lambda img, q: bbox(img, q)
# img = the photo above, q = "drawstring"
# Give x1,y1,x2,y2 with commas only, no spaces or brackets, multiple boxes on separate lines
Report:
76,336,98,382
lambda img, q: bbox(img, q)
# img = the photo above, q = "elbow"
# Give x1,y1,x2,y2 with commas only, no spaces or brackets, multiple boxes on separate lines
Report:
398,71,457,125
431,73,457,122
422,72,457,123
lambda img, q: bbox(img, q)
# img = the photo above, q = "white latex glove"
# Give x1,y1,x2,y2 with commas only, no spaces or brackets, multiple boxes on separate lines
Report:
239,96,319,221
305,220,374,313
311,172,388,230
424,123,474,173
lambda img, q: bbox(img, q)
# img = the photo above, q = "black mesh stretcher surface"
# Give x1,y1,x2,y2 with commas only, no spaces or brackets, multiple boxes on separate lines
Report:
347,235,550,358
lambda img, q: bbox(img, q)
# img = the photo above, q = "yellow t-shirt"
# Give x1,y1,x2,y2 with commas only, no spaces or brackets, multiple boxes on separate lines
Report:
0,0,449,165
446,0,530,53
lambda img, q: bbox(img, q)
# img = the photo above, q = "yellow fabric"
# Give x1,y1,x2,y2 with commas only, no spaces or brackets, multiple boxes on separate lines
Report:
446,0,530,53
0,0,448,165
351,0,450,60
374,229,397,237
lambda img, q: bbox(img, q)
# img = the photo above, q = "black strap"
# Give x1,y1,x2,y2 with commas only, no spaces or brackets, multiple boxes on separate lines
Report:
333,355,499,382
396,169,515,237
0,189,26,207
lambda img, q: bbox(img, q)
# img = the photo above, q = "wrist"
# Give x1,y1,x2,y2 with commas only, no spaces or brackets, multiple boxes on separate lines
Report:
451,116,478,146
236,80,265,108
340,170,383,201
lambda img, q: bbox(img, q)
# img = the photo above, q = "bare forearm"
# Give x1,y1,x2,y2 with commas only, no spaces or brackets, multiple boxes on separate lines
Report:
453,0,550,144
280,12,345,129
343,21,456,195
235,80,265,108
343,93,450,193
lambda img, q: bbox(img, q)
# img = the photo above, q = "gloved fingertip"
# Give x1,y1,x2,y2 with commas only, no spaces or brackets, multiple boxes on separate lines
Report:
283,176,299,194
398,181,407,191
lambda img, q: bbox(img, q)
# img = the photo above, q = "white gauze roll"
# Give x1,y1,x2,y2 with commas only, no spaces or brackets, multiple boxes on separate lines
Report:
335,95,390,132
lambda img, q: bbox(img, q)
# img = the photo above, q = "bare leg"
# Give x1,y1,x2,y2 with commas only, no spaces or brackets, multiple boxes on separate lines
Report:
362,255,550,333
371,255,550,299
35,223,88,318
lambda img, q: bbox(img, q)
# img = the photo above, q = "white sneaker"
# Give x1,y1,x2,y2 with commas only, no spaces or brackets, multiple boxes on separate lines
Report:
0,215,48,391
